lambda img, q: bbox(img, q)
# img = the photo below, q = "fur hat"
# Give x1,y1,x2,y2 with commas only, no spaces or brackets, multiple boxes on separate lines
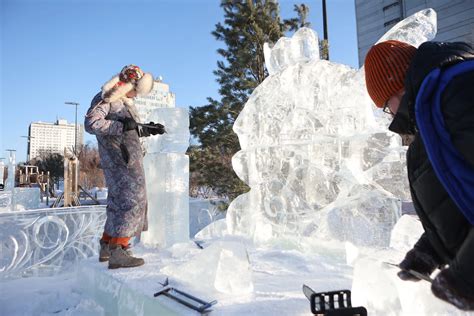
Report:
101,65,154,103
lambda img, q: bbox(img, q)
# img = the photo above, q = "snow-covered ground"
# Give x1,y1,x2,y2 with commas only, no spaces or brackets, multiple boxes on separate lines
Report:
1,214,470,316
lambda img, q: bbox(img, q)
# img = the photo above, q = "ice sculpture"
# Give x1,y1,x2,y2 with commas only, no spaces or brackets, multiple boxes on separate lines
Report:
227,9,437,247
0,151,41,212
136,80,190,247
0,205,106,279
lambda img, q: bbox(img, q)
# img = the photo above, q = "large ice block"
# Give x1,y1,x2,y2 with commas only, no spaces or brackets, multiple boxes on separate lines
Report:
162,241,253,295
135,80,190,247
6,151,15,190
0,188,41,212
141,153,189,247
0,205,106,279
140,108,190,154
228,9,437,246
350,216,461,315
0,191,12,212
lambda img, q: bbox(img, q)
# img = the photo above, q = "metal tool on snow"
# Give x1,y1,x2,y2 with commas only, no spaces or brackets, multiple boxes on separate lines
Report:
154,278,217,314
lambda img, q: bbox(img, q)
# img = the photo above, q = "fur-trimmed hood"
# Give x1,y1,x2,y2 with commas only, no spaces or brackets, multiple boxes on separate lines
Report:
101,71,154,103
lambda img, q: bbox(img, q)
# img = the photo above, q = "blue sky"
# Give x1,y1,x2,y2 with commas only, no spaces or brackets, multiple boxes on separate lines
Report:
0,0,358,162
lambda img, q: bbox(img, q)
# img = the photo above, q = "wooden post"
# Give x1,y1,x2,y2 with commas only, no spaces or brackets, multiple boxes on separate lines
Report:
63,148,80,207
64,148,71,206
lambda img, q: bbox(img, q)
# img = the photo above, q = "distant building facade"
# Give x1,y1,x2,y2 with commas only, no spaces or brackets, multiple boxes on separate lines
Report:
134,77,176,110
28,119,84,159
355,0,474,66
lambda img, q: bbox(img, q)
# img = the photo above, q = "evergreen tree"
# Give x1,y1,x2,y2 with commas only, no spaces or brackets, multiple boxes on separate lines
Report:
189,0,309,201
35,153,64,186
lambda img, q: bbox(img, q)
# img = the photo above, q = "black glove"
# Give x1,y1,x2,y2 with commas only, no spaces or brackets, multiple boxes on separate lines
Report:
146,122,166,135
119,117,138,131
397,241,443,282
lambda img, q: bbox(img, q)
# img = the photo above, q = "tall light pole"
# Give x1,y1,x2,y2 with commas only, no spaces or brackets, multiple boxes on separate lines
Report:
65,102,79,155
322,0,329,60
21,135,34,162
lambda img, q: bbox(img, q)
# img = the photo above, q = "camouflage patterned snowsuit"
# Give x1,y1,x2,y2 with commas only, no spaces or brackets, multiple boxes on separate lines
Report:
85,93,148,237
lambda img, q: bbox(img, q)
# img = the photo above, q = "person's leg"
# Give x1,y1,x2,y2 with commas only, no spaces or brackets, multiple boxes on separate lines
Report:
110,237,131,248
432,227,474,311
108,236,144,269
99,232,112,262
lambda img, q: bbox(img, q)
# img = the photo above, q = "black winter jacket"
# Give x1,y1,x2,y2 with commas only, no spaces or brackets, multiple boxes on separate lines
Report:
389,42,474,262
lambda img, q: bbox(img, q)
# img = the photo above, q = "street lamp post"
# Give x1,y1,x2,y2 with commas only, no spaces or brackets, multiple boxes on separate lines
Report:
322,0,329,60
21,135,34,162
65,102,79,155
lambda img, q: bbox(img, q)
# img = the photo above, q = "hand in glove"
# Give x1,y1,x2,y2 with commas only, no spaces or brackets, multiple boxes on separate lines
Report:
146,122,166,135
119,117,138,131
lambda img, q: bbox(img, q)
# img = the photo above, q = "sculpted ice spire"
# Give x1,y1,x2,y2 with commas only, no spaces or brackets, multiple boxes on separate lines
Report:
264,27,320,75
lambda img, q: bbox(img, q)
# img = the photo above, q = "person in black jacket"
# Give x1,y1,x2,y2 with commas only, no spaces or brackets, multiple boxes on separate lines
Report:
364,40,474,310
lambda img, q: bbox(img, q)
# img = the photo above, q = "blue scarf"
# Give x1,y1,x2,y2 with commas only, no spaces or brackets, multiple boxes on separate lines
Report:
415,60,474,225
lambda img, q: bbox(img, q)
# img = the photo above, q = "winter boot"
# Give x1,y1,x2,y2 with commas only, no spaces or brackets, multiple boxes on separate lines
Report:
99,240,110,262
431,268,474,311
398,245,442,281
108,244,144,269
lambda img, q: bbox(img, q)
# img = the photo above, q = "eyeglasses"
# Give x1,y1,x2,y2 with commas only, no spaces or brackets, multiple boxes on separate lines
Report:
382,100,395,116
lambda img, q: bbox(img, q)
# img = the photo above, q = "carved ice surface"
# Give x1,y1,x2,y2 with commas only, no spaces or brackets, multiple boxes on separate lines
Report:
228,10,437,247
264,27,320,75
376,8,437,46
0,206,106,279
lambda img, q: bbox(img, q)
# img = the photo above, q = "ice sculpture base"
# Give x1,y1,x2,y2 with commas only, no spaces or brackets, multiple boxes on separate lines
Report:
351,251,462,315
78,251,212,315
142,153,189,247
0,205,106,280
350,215,464,315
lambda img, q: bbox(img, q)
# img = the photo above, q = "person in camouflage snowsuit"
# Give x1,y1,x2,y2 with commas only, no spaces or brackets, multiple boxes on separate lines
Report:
85,65,165,269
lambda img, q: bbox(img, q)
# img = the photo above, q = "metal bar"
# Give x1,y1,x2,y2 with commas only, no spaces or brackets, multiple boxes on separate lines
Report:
162,291,206,312
78,185,101,205
154,286,217,313
173,287,210,305
136,123,160,129
383,261,433,283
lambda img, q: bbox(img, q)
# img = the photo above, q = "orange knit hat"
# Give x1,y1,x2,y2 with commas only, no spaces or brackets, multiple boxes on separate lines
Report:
364,40,417,107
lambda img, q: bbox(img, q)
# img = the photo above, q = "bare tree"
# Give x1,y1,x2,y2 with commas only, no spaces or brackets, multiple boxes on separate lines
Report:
77,143,105,189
